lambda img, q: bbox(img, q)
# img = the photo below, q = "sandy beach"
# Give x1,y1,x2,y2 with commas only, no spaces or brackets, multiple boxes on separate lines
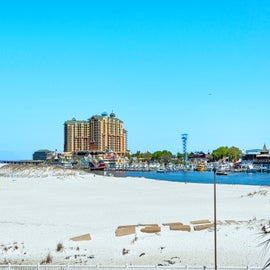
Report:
0,165,269,267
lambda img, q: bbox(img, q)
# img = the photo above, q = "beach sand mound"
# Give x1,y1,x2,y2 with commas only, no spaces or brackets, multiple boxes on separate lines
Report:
0,164,88,178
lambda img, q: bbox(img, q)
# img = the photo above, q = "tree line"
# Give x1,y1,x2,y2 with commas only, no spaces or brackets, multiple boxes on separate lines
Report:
128,146,242,164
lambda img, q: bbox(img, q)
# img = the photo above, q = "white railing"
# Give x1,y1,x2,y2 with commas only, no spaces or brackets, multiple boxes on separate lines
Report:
0,265,262,270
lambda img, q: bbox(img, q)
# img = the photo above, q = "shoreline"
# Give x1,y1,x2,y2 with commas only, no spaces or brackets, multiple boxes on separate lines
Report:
1,163,270,186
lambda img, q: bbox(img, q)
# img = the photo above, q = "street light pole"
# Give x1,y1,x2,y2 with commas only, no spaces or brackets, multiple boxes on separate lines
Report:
213,165,217,270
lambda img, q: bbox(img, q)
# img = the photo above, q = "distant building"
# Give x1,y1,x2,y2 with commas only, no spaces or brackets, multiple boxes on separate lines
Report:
89,112,127,155
0,160,43,165
189,152,207,159
64,118,90,152
64,112,127,155
253,144,270,169
242,148,262,161
33,149,53,161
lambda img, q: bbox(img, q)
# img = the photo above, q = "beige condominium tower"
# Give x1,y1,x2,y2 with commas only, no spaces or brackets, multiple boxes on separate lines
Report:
64,118,90,153
64,112,127,155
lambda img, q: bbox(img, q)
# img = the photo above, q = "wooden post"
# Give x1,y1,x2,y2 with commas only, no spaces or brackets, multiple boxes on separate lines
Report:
213,166,217,270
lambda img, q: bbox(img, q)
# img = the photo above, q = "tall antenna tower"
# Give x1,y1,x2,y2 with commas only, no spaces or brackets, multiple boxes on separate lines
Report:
181,133,188,166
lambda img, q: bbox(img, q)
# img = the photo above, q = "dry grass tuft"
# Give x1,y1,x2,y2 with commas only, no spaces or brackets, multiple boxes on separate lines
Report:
131,234,138,244
56,242,64,252
122,248,129,255
41,253,53,264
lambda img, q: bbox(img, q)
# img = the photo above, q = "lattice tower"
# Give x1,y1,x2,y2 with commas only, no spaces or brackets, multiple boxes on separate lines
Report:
181,133,188,166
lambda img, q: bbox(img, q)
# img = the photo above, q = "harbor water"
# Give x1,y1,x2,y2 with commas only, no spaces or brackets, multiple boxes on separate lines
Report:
116,171,270,186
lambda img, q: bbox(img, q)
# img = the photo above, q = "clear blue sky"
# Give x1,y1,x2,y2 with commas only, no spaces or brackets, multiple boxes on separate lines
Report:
1,0,270,160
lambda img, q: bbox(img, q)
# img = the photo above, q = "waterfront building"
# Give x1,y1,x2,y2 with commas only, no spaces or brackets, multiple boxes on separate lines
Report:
64,112,127,155
33,149,53,161
89,112,127,155
189,151,207,161
0,160,43,165
64,118,90,152
242,149,261,161
253,144,270,169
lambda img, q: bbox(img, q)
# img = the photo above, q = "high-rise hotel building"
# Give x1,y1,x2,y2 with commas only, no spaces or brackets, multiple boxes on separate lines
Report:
64,118,90,153
64,112,127,155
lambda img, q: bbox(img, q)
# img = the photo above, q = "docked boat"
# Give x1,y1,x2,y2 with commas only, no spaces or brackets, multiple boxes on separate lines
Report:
89,159,106,170
216,164,228,175
195,163,205,172
216,170,227,176
246,164,257,173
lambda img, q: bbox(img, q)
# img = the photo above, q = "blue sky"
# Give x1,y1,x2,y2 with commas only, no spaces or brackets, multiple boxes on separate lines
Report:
1,0,270,159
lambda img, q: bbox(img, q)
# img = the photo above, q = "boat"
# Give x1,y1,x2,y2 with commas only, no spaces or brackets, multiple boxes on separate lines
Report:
156,169,166,173
216,170,227,176
246,164,257,173
89,159,106,171
195,163,205,172
260,166,268,173
216,164,228,175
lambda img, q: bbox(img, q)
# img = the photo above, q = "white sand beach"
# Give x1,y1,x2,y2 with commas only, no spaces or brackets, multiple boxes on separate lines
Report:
0,165,269,267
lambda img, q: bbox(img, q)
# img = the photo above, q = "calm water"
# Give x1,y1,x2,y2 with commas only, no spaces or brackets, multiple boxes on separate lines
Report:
115,171,270,186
